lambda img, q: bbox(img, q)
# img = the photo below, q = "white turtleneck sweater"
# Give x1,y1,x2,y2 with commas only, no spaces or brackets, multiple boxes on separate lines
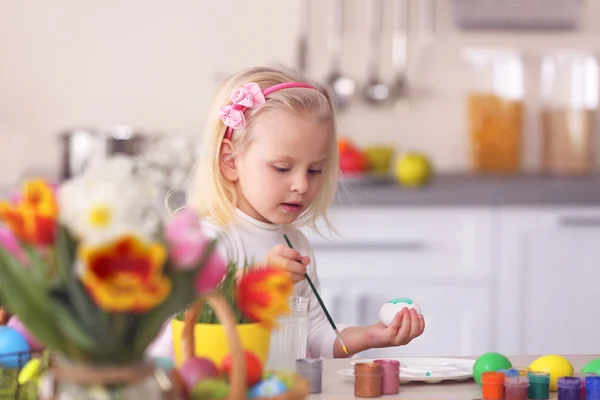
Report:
147,209,347,360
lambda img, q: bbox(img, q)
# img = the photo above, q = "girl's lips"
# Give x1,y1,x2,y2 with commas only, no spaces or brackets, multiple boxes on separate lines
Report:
281,203,302,213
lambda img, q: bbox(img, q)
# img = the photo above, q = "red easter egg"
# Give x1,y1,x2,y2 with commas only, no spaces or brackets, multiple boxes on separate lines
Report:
221,350,263,387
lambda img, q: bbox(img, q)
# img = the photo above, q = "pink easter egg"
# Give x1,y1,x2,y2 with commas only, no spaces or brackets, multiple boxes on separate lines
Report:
7,316,43,352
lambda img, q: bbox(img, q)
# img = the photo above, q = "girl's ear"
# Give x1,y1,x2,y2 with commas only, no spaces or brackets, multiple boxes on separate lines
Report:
219,139,238,182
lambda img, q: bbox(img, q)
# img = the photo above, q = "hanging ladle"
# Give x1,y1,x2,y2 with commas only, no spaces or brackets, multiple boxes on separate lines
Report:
362,0,391,106
392,0,410,110
325,0,355,110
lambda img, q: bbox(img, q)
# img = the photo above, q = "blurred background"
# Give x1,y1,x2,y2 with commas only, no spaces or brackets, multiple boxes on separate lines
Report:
1,0,599,358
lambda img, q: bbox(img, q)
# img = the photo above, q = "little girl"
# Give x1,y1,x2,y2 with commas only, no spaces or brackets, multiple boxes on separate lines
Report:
148,65,425,360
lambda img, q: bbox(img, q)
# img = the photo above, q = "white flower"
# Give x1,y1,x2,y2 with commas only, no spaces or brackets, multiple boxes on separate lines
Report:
58,156,158,243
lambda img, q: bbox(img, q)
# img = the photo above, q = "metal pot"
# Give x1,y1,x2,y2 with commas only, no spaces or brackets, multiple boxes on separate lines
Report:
59,125,150,181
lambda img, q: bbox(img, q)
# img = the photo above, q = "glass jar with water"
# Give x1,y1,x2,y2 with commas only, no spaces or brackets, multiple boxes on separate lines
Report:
265,296,309,372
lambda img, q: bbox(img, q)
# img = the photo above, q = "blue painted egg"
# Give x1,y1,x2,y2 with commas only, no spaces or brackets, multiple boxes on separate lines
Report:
0,326,31,368
153,356,174,372
248,376,287,398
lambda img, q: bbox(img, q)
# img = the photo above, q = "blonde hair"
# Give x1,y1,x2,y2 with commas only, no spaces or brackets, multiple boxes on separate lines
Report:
187,65,338,234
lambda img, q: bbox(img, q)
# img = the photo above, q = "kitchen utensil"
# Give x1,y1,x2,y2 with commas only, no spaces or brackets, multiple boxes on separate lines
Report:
296,0,310,74
392,0,410,109
325,0,355,110
59,125,151,180
362,0,391,106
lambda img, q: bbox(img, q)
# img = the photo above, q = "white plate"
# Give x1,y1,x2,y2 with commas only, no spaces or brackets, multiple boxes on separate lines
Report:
338,357,475,384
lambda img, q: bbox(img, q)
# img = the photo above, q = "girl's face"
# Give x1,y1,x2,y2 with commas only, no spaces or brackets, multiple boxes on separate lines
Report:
234,109,333,225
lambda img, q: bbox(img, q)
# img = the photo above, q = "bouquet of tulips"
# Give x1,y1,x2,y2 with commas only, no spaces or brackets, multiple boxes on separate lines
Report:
0,156,292,367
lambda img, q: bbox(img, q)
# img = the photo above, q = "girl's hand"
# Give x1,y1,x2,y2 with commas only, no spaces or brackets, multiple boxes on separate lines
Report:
364,308,425,348
265,244,309,283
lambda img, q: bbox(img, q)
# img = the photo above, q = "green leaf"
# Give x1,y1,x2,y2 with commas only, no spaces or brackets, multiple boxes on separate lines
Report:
54,226,104,337
48,299,95,352
131,270,197,356
0,250,67,353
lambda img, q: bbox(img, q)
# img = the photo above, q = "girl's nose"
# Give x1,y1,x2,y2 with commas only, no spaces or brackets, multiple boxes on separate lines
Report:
291,174,309,194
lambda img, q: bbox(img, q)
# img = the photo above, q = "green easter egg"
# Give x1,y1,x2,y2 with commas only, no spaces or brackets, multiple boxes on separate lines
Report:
473,352,513,385
191,379,229,400
581,359,600,376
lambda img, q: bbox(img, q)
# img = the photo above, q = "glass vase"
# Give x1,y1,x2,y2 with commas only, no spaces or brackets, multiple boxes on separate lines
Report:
39,358,179,400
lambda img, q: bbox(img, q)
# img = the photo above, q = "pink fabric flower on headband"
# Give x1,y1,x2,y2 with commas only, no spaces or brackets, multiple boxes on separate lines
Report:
219,82,266,130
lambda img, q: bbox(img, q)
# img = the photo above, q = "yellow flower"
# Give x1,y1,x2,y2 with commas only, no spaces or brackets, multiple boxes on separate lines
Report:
0,179,57,246
79,235,171,313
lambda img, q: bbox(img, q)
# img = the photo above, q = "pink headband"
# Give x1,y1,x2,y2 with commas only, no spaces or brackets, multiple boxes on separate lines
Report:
219,81,318,140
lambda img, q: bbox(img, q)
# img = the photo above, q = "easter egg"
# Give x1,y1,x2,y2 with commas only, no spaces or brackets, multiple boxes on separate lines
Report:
0,326,31,368
530,355,574,392
379,298,422,327
7,316,43,352
473,352,512,385
221,350,262,387
191,378,229,400
179,356,219,392
152,356,174,372
580,358,600,376
18,358,42,385
248,376,287,398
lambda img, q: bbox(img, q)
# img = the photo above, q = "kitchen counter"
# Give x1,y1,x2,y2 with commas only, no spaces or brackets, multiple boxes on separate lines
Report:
310,354,596,399
334,174,600,206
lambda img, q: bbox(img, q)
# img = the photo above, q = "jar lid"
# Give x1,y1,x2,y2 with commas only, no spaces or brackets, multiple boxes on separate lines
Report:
482,371,505,384
558,377,581,389
528,371,550,384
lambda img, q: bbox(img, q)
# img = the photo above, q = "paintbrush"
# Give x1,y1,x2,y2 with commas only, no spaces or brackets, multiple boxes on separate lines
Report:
283,234,349,355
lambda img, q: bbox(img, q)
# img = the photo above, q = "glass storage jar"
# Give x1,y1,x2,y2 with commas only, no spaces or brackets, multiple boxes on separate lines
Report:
464,49,525,174
539,51,599,175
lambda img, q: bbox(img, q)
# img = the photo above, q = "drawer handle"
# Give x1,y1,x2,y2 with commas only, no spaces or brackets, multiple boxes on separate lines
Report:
312,241,427,251
559,216,600,228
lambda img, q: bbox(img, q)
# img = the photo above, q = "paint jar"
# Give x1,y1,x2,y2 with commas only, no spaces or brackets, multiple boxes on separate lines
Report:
505,375,529,400
585,375,600,400
499,368,521,378
374,359,400,395
354,362,383,398
558,376,582,400
296,359,322,394
516,367,531,377
528,371,551,400
481,371,506,400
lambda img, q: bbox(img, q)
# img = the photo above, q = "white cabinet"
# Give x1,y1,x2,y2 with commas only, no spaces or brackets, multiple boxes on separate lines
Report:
305,207,495,279
303,207,496,358
498,207,600,355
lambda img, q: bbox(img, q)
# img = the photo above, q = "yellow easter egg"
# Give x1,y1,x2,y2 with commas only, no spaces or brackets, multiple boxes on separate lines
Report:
529,355,574,391
18,358,41,385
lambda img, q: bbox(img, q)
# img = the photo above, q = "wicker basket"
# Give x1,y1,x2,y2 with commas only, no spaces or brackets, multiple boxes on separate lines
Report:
181,293,310,400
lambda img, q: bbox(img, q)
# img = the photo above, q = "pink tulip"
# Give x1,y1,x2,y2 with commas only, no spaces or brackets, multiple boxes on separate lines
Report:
7,315,44,351
164,209,211,270
0,226,28,264
165,209,227,293
195,251,227,295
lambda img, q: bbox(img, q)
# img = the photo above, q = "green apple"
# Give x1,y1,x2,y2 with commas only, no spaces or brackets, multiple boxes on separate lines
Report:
364,146,394,175
395,152,433,188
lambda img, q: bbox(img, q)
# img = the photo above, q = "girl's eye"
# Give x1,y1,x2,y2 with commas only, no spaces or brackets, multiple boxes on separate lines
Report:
308,169,323,175
274,166,290,173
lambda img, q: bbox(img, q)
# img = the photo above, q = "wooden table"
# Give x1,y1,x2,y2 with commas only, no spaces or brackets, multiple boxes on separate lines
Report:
308,354,599,399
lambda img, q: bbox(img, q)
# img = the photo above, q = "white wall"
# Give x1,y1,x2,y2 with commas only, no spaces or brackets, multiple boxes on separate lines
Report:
1,0,600,188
